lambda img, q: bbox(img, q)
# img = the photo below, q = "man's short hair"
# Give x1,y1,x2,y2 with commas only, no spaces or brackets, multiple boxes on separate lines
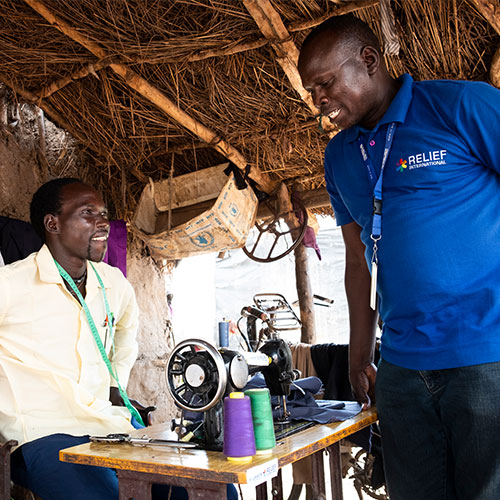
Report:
30,178,82,241
300,14,381,55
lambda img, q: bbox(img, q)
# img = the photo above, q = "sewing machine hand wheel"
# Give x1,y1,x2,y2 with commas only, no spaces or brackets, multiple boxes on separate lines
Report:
166,339,227,412
243,195,308,263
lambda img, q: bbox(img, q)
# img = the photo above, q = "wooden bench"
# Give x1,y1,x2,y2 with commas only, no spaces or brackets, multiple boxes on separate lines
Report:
1,440,44,500
1,440,17,499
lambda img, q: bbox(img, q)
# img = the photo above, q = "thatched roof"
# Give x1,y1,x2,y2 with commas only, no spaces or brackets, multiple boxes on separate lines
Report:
0,0,499,218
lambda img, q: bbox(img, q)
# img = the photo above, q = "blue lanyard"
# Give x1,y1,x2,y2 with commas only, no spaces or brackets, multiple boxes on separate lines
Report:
357,122,397,241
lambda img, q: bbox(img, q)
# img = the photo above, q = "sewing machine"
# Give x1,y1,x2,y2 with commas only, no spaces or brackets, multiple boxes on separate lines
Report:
166,294,302,450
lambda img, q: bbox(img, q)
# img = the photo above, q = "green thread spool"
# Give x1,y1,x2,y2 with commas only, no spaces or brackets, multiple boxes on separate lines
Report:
244,388,276,455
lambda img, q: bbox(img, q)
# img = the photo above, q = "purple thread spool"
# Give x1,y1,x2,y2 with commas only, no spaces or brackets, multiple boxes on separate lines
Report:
223,392,256,462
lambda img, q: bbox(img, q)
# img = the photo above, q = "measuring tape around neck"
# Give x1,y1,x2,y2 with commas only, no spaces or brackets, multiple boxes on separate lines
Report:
54,259,144,427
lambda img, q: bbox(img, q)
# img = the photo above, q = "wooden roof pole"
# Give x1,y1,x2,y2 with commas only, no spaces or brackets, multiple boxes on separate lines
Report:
288,0,379,32
243,0,317,115
30,2,378,109
470,0,500,34
491,47,500,88
36,60,113,99
470,0,500,88
22,0,276,194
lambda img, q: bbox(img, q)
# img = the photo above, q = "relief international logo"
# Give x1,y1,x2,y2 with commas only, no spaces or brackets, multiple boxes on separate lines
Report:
397,158,407,172
396,150,447,172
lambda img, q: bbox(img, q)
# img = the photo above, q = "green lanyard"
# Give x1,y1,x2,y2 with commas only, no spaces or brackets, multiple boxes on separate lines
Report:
54,259,144,427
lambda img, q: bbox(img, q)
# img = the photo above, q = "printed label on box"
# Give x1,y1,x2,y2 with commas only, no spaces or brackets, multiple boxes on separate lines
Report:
245,459,279,486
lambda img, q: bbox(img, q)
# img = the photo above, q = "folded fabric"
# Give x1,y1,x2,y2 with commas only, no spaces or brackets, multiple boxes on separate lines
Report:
244,374,361,424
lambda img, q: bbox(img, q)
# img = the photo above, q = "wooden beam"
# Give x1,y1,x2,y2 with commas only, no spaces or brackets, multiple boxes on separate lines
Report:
22,0,276,194
137,38,269,64
470,0,500,35
297,186,331,211
136,3,377,64
491,45,500,88
288,0,379,32
244,0,317,115
35,59,113,99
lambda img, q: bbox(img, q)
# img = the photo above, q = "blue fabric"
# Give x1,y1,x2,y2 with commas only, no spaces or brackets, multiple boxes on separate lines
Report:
244,374,361,423
375,359,500,500
325,74,500,370
11,433,237,500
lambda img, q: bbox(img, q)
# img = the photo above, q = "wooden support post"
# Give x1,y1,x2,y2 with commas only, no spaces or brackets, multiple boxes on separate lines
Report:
275,182,317,344
294,238,316,344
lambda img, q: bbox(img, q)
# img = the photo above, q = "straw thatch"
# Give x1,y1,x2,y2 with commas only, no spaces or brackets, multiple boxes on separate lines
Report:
0,0,498,218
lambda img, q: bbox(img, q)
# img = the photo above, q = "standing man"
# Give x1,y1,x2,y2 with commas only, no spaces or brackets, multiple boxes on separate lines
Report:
298,14,500,500
1,178,237,500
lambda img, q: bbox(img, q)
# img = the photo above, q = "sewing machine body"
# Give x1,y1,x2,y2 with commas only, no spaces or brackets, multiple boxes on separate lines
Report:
166,337,298,450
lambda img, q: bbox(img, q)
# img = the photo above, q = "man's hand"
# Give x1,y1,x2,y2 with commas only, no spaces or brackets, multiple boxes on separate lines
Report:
109,386,123,406
109,386,124,406
350,362,377,410
109,386,156,426
341,223,379,411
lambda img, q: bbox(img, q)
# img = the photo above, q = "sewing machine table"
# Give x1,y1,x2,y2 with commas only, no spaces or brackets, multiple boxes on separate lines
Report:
59,407,377,500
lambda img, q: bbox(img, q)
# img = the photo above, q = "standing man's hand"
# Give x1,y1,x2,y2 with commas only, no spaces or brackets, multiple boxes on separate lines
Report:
341,222,379,412
350,362,377,410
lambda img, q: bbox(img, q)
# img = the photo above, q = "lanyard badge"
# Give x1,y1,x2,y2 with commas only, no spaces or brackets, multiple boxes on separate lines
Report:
357,122,397,310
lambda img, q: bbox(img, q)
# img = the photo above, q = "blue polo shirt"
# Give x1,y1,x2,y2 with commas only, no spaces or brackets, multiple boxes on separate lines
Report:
325,74,500,370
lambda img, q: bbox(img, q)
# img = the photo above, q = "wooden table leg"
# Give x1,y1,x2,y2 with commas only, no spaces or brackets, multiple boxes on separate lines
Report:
116,469,227,500
256,481,268,500
310,450,326,500
327,441,343,500
117,474,151,500
271,468,283,499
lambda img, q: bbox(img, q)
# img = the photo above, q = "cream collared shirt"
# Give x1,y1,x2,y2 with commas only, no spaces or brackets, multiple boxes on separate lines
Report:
0,245,139,446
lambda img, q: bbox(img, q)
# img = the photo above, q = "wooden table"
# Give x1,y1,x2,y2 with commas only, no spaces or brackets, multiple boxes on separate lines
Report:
60,407,377,500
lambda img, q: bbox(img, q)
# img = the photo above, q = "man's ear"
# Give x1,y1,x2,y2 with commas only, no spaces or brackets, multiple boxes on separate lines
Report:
360,45,380,76
44,214,59,235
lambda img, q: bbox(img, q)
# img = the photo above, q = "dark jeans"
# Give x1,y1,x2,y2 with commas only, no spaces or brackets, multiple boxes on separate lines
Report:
11,433,238,499
375,359,500,500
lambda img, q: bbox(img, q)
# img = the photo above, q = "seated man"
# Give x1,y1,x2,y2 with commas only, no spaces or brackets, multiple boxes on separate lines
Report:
0,178,236,500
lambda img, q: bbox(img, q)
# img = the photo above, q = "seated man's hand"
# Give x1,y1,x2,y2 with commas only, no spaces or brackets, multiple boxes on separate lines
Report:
109,386,123,406
109,386,156,425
